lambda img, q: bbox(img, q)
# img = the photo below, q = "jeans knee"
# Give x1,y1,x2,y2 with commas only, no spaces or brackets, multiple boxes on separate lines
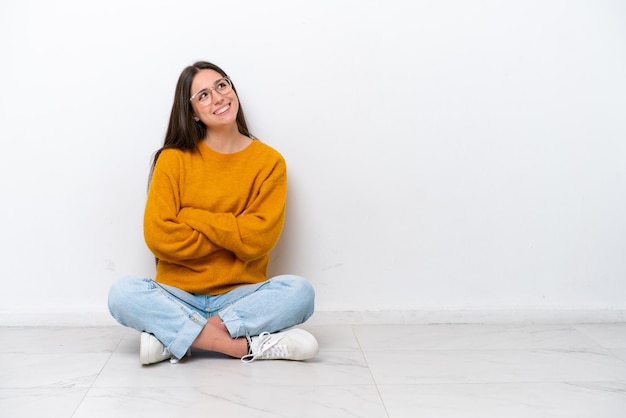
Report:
297,276,315,306
107,276,151,322
301,280,315,320
107,278,126,320
280,275,315,321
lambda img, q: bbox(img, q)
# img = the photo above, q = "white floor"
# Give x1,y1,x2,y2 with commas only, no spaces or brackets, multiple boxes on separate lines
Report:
1,323,626,417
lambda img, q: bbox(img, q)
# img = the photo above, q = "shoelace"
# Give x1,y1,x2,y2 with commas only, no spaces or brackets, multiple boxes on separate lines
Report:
168,348,179,364
241,332,287,363
169,347,192,364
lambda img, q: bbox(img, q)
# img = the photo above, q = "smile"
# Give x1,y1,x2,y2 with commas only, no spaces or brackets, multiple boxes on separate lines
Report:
214,104,230,115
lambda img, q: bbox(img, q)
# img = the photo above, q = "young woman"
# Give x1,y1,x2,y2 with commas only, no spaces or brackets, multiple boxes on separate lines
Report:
108,61,318,365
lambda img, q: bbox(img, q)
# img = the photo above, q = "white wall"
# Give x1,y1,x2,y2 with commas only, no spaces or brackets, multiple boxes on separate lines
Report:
1,0,625,325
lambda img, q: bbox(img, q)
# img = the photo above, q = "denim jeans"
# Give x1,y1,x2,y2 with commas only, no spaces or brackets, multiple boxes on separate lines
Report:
107,275,315,359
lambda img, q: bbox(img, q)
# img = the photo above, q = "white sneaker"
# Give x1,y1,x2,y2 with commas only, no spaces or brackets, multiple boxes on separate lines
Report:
241,328,318,363
140,332,190,365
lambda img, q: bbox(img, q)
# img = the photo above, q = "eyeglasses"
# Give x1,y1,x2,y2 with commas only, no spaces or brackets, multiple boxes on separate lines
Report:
189,78,233,105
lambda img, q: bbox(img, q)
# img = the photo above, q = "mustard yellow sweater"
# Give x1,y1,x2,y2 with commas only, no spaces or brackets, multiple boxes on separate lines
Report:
144,139,287,294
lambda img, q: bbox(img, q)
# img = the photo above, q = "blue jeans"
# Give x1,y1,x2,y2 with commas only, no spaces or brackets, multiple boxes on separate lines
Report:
107,275,315,359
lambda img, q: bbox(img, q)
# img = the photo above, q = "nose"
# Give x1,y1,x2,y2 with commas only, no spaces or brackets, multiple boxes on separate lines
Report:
211,89,225,104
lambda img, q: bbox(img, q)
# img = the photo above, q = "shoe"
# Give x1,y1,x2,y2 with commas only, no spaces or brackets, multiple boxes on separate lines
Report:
241,328,318,363
140,332,191,365
140,332,173,365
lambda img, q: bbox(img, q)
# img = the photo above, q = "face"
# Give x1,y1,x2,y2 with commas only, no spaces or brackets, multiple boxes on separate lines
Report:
190,69,239,129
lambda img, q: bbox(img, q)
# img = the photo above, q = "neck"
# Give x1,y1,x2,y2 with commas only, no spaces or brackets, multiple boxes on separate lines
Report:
203,125,251,154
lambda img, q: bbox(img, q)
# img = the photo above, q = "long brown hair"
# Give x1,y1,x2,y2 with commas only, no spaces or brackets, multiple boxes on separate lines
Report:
149,61,252,182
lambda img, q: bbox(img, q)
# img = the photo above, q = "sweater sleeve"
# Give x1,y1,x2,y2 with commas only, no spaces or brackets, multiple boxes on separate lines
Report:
178,159,287,262
143,152,222,262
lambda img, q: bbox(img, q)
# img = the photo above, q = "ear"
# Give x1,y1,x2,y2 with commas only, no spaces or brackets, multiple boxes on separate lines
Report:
193,115,200,122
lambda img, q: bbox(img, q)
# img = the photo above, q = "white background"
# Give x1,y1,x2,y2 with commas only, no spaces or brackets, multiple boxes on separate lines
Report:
1,0,625,324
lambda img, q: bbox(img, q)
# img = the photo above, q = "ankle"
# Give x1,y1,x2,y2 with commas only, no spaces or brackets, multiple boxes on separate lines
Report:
192,325,248,358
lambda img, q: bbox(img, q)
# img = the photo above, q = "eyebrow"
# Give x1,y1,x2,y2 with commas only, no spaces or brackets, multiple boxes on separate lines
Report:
191,78,224,96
